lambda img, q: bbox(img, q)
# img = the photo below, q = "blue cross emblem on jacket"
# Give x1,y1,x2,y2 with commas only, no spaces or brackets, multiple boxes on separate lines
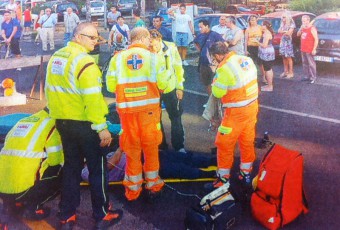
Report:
127,54,144,70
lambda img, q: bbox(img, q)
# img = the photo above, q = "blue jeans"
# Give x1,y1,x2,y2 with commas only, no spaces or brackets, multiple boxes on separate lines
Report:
64,32,73,47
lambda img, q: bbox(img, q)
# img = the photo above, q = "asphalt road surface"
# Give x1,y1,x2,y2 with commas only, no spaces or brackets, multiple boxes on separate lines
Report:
1,31,340,230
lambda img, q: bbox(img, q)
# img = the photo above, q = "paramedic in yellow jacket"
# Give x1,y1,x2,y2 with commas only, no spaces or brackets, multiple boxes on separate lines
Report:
209,41,259,189
106,27,169,201
45,22,122,229
0,108,63,224
149,29,186,152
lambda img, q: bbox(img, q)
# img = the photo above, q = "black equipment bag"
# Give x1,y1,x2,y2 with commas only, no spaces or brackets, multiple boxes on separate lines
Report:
184,183,242,230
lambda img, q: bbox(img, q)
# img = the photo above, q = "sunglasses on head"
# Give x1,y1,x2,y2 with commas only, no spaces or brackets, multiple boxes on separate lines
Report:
80,34,99,41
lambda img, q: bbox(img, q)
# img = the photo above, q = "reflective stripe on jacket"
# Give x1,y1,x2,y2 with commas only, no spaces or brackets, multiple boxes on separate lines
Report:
45,41,108,132
106,44,170,113
212,52,258,108
0,110,63,194
160,41,184,93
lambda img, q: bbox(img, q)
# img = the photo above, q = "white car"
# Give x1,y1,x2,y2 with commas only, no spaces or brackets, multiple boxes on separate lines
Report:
82,1,105,17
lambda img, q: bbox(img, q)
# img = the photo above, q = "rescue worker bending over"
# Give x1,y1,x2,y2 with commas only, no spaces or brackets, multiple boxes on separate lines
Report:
106,27,170,201
149,29,186,153
206,41,259,190
45,22,122,229
0,108,63,227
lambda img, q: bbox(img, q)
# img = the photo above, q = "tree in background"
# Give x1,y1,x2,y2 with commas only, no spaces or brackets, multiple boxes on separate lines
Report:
290,0,340,15
210,0,229,12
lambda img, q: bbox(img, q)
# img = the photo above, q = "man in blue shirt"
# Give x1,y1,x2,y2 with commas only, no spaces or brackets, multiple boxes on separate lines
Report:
194,19,224,95
1,11,22,57
150,16,173,42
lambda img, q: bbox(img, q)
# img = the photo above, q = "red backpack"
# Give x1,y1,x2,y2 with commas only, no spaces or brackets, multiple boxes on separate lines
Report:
251,144,308,229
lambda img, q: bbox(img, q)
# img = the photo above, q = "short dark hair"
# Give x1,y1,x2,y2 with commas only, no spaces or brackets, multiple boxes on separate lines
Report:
153,15,164,21
209,41,228,56
179,3,186,8
198,19,210,27
3,10,11,15
117,16,124,20
133,9,140,17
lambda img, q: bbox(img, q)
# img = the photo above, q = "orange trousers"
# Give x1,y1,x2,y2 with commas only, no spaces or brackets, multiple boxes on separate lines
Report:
119,108,164,200
215,100,258,177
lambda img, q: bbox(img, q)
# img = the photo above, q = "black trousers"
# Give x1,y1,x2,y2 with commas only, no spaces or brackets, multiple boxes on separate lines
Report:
160,89,185,151
9,38,21,55
0,165,62,216
56,120,109,221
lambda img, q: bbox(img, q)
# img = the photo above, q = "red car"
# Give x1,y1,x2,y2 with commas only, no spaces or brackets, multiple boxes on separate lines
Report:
258,11,316,63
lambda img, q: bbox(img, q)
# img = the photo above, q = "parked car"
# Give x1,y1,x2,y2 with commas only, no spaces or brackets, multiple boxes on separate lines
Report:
116,0,138,15
225,4,260,15
54,1,79,22
197,6,214,15
258,11,316,63
193,13,248,36
312,12,340,64
81,0,105,17
274,4,289,12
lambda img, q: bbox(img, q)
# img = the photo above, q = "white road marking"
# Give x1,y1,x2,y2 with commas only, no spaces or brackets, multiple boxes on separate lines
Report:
184,89,340,124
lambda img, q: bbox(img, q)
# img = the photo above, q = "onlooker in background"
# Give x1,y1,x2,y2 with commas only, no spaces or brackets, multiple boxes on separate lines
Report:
0,109,63,226
133,9,145,28
245,15,265,82
38,8,57,51
108,16,130,45
23,5,32,36
149,29,186,153
256,20,275,92
107,6,121,31
211,15,229,40
225,16,245,55
194,19,224,95
15,0,22,22
1,11,22,58
63,7,80,46
297,15,318,84
278,12,295,78
5,0,17,19
150,16,173,42
168,3,195,66
34,9,44,43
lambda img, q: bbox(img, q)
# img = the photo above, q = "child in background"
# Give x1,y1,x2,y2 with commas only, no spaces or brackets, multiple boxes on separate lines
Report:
23,5,32,36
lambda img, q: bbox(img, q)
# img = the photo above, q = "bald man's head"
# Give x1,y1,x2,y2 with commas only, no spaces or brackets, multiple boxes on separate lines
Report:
73,23,99,52
130,27,150,46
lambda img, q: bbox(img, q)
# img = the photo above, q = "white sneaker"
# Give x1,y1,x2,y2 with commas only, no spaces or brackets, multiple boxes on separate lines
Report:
178,148,187,153
16,67,22,71
182,60,189,66
203,103,207,108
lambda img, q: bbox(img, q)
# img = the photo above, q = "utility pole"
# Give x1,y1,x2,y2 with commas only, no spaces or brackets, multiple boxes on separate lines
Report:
104,0,107,29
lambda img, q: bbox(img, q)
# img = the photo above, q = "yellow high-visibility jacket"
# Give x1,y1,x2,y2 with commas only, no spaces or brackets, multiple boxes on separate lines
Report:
45,41,108,132
212,52,258,108
0,110,63,194
106,44,170,113
158,41,184,93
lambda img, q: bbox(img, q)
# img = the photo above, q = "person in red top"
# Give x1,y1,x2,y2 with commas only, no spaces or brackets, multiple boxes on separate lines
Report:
297,15,318,84
23,5,32,36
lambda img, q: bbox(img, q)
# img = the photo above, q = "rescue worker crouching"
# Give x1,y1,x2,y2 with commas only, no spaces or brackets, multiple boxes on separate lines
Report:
148,29,186,153
206,41,259,191
0,108,63,226
106,27,170,201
